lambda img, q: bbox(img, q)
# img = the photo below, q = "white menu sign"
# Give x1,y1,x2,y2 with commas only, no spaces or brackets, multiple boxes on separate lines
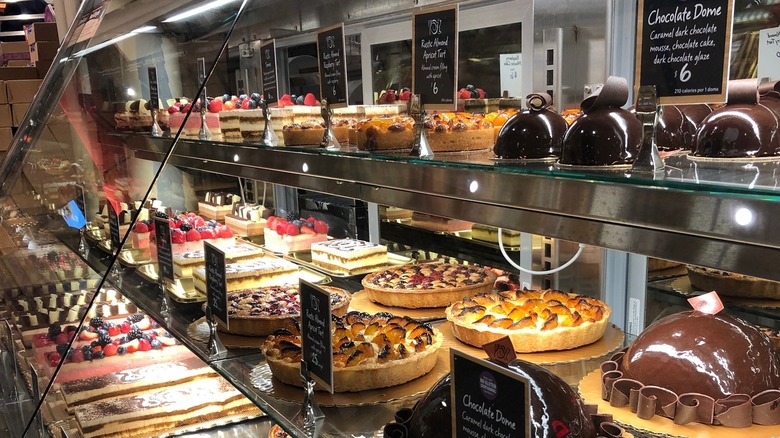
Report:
499,53,523,98
758,26,780,82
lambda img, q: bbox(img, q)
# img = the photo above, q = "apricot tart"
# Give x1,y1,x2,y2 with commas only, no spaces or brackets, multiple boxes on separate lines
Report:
424,112,494,152
220,285,351,336
361,264,497,309
446,289,611,352
262,311,442,392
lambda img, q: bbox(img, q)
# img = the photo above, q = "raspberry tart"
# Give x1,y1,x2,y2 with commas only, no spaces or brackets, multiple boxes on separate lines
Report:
361,264,497,309
219,284,351,336
446,289,611,352
262,311,442,392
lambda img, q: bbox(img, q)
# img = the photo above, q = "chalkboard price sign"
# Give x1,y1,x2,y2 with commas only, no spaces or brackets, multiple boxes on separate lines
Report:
636,0,734,104
261,40,279,106
451,349,530,438
300,280,334,393
107,201,121,251
154,217,173,282
147,67,159,109
317,24,348,108
413,5,458,110
204,242,228,329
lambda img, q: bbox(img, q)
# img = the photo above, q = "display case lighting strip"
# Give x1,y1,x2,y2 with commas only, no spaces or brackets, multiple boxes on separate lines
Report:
162,0,240,23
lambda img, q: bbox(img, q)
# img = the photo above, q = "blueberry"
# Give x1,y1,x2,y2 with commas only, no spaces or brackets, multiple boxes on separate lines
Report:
250,92,261,102
222,94,231,103
151,340,162,350
208,220,218,227
295,95,304,105
119,336,127,344
90,340,100,348
152,321,160,329
239,94,248,100
117,346,126,355
83,350,92,360
92,351,104,359
466,84,475,90
293,220,304,227
246,99,257,109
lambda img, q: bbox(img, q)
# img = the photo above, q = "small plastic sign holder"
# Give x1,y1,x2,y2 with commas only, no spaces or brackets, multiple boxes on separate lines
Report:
294,361,325,437
632,85,665,174
197,57,212,141
319,98,340,150
30,365,44,435
260,99,279,146
148,66,161,137
205,304,227,357
3,319,19,401
409,95,433,158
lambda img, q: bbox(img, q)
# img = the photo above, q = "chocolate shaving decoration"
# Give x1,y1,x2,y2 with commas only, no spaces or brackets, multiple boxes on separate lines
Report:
727,79,759,105
383,423,408,438
526,93,552,111
580,76,629,113
758,80,780,97
752,389,780,425
601,348,780,428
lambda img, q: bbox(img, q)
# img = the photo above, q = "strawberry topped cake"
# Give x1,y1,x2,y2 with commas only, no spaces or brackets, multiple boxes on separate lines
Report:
263,214,329,253
168,97,223,141
130,211,235,261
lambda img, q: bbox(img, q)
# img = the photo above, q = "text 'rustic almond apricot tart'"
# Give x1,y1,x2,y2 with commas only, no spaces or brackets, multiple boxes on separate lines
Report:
261,311,442,392
445,289,611,352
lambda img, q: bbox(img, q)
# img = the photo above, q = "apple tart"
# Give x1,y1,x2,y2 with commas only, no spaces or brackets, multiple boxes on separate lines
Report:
219,285,351,336
446,289,610,352
262,311,442,392
361,263,497,309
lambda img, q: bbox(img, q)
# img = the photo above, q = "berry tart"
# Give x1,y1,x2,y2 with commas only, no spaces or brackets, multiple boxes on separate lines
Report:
219,284,351,336
446,289,611,352
361,264,497,309
262,311,442,392
263,214,328,253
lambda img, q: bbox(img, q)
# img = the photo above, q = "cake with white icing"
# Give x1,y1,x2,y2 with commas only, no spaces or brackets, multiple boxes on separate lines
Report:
172,241,264,277
192,257,299,294
310,239,388,274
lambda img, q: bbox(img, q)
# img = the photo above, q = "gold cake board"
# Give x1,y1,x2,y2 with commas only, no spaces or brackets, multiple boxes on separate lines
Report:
348,290,446,321
579,369,780,437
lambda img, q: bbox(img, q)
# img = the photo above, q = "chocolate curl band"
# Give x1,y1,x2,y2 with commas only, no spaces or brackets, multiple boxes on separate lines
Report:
526,92,552,111
727,79,759,105
601,349,780,428
758,80,780,97
580,76,629,112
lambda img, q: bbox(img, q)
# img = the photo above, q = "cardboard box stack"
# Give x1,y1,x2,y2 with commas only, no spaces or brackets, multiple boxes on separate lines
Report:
0,22,58,155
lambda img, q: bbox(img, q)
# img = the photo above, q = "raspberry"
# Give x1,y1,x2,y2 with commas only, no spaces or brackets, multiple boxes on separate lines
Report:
217,226,232,238
47,351,62,367
120,321,131,333
138,339,152,352
313,220,328,234
199,229,215,239
55,332,68,344
186,229,201,242
192,216,205,227
275,223,287,235
133,222,149,233
171,229,186,244
285,223,300,236
103,344,118,357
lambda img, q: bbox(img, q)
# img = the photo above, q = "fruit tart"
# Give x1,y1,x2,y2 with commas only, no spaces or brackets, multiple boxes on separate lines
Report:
262,311,442,392
446,289,611,352
424,112,494,152
361,264,497,309
355,116,416,151
219,285,351,336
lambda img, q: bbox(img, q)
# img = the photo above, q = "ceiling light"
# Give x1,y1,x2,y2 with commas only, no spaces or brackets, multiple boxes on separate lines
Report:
163,0,240,23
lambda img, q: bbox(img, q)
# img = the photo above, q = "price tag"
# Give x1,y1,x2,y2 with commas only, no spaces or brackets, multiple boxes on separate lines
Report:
499,54,523,98
154,217,173,282
204,242,228,329
300,279,334,393
317,24,348,107
758,26,780,82
197,57,208,106
451,349,530,438
635,0,734,104
148,67,159,110
413,5,458,110
261,40,279,106
107,201,121,251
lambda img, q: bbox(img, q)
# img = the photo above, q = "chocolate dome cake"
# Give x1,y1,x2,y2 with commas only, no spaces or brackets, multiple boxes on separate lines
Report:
493,92,567,160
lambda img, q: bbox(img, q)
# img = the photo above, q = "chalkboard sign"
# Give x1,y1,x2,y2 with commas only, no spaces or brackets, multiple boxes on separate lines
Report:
451,349,530,438
204,242,228,329
107,201,121,251
300,279,334,393
317,24,348,108
147,67,159,110
636,0,734,104
413,5,458,110
261,40,279,106
154,217,173,282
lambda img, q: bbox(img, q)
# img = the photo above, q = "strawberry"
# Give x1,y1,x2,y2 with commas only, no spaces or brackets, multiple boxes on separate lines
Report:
182,103,192,113
148,220,155,230
208,98,223,113
187,212,197,218
304,93,318,106
275,223,288,235
285,223,300,236
400,90,412,101
108,325,120,336
120,321,131,334
186,229,201,242
103,344,118,357
458,89,471,99
138,339,152,352
377,90,388,104
79,330,98,341
167,104,180,114
171,229,186,244
192,216,205,227
133,222,149,233
477,88,486,99
313,220,328,234
157,336,177,347
149,230,156,241
55,332,69,344
199,228,215,239
385,89,397,103
113,337,122,345
217,226,233,238
223,100,235,110
267,216,277,229
300,225,317,235
124,339,140,353
305,217,316,224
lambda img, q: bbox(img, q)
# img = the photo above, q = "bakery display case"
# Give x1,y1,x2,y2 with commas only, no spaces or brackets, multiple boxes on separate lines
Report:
2,0,780,436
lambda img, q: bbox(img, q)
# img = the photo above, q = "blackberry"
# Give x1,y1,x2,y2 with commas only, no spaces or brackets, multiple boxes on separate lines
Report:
83,350,92,361
90,340,101,348
56,343,70,357
81,345,91,354
101,321,112,330
92,350,104,360
47,324,62,340
179,223,193,232
127,327,142,341
128,313,144,323
154,211,169,220
65,325,78,334
98,332,111,347
285,211,300,222
89,316,103,329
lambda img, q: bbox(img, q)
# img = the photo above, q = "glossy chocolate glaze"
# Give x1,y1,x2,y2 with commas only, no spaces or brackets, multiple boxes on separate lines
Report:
407,360,597,438
760,93,780,116
560,107,642,165
493,108,567,159
655,106,686,150
692,103,780,158
621,311,780,400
